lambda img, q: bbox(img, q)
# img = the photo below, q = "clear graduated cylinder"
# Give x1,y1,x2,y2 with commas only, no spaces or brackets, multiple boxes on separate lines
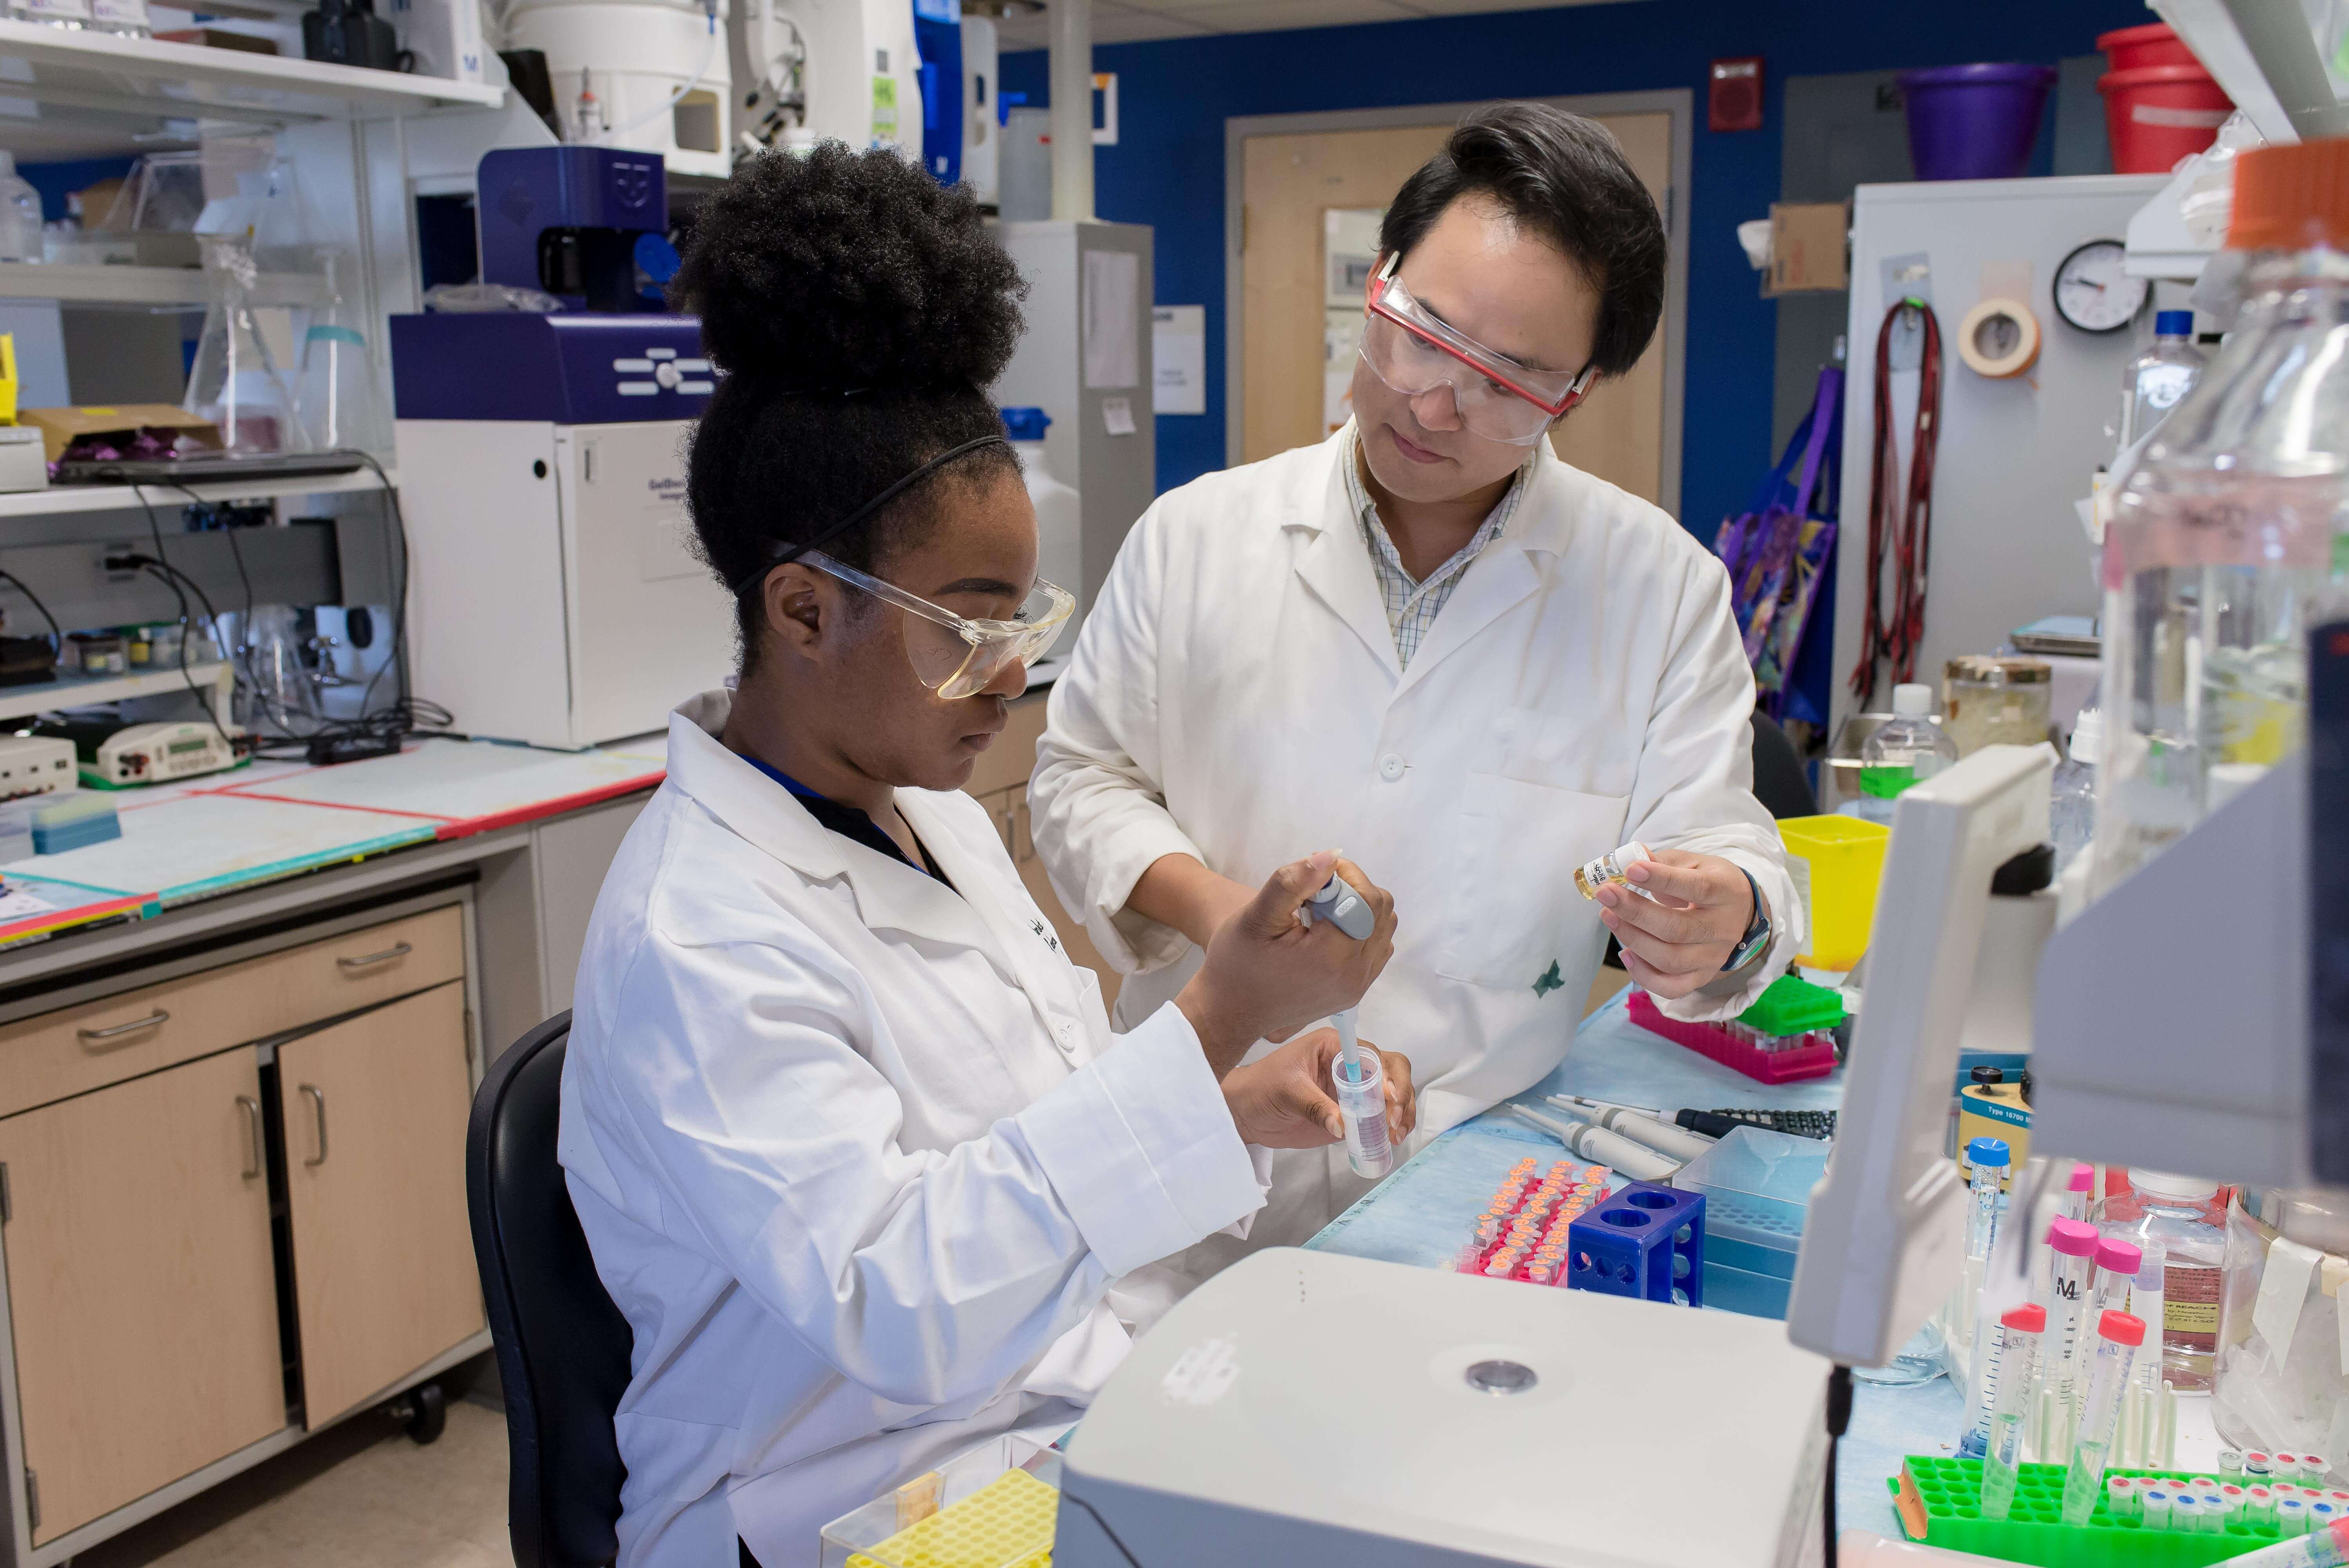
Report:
1980,1304,2046,1521
2094,142,2349,895
2064,1310,2146,1524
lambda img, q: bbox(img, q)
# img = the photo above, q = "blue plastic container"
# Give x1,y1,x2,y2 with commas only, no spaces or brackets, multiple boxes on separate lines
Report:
1897,63,2059,181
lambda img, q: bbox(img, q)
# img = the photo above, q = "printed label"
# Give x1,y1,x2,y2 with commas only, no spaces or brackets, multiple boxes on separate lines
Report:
20,0,94,20
1860,763,1916,799
89,0,146,22
2166,1263,2222,1352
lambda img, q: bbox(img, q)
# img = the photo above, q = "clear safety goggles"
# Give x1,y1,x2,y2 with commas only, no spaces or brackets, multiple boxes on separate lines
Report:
1359,254,1599,446
802,549,1074,699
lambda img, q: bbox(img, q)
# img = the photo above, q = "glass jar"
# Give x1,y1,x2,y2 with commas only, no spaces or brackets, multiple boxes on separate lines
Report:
2095,1169,2231,1392
2093,140,2349,895
1943,655,2053,756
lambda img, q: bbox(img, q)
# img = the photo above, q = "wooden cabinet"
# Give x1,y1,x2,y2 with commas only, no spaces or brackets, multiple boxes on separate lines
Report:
276,981,483,1427
0,1048,284,1545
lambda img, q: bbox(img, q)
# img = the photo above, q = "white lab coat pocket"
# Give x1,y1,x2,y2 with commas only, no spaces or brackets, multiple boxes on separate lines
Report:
1431,774,1627,992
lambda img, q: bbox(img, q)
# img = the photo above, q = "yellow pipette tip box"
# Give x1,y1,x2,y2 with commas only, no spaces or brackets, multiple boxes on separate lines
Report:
839,1468,1057,1568
1777,814,1890,972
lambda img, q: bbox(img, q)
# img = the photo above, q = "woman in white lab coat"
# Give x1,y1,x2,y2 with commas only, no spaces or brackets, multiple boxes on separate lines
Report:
557,146,1409,1568
1030,104,1803,1269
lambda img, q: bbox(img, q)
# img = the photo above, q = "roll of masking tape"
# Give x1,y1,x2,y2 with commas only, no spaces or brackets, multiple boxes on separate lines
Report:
1956,296,2041,378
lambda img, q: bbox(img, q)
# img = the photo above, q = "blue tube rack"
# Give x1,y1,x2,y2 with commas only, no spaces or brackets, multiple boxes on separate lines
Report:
1564,1182,1706,1307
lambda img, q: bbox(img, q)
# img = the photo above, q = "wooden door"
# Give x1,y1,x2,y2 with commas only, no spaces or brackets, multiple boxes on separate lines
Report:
276,982,482,1426
1240,110,1675,505
0,1048,284,1544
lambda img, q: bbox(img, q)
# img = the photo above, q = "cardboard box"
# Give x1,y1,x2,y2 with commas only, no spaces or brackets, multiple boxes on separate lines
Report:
1766,201,1850,296
18,405,221,464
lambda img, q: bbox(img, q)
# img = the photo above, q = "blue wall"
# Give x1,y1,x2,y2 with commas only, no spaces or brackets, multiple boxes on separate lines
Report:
1002,0,2141,538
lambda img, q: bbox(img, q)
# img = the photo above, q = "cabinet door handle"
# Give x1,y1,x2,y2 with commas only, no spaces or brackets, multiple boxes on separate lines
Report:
335,941,413,972
235,1094,262,1179
77,1009,168,1046
299,1084,328,1166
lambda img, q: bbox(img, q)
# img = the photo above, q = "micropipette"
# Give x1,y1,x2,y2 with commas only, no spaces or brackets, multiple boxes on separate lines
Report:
1543,1096,1716,1162
1502,1104,1679,1181
1302,873,1392,1179
2061,1309,2144,1524
1978,1302,2045,1521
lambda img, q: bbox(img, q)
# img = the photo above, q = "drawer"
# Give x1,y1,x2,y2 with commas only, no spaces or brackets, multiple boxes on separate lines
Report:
961,689,1050,800
0,906,465,1120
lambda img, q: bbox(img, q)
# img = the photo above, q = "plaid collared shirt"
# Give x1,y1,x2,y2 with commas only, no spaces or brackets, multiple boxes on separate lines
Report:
1341,427,1532,670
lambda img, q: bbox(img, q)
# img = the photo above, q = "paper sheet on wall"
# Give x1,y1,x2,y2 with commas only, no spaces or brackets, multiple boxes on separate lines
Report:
1152,305,1204,414
1082,250,1140,389
1100,396,1136,436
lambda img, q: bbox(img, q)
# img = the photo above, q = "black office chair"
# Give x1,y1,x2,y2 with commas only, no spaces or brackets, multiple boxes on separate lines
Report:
1750,709,1819,821
466,1013,635,1568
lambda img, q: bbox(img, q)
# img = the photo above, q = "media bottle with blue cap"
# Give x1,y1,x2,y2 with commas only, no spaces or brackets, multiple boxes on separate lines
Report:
2117,309,2206,449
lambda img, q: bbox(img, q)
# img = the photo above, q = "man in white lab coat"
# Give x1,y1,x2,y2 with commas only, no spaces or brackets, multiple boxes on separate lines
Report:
1031,102,1805,1261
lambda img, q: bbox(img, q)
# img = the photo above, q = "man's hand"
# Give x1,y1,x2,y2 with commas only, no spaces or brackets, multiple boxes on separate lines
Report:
1594,849,1762,999
1223,1026,1418,1149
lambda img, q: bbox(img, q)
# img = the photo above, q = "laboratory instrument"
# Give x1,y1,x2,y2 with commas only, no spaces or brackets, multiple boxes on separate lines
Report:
1573,840,1654,901
1978,1302,2045,1519
505,0,736,178
2116,309,2206,449
35,719,239,786
2093,139,2348,896
1857,685,1959,824
1301,870,1387,1177
0,736,78,800
1545,1096,1715,1163
1054,1247,1832,1568
1302,873,1374,939
1677,1107,1836,1140
476,148,673,315
2062,1309,2145,1523
1503,1103,1678,1183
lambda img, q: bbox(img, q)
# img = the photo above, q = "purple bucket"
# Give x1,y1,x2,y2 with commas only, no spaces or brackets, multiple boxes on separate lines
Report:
1897,63,2059,180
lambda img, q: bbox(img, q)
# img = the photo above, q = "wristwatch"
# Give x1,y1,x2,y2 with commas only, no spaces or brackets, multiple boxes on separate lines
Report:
1721,867,1772,971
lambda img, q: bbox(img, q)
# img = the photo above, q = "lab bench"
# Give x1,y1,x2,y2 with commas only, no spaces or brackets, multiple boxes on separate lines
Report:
1305,989,1969,1543
0,736,664,1568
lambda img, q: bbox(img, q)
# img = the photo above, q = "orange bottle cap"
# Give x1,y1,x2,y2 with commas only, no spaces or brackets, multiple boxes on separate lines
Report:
2229,138,2349,251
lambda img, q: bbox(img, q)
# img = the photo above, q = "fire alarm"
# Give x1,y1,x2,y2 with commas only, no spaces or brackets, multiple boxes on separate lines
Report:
1710,57,1764,132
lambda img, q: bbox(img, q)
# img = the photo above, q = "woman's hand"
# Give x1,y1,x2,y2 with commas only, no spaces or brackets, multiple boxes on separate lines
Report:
1222,1027,1418,1149
1175,850,1397,1075
1594,849,1761,999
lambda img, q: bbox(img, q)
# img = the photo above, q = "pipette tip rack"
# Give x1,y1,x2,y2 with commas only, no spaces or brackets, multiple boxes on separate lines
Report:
1625,989,1838,1084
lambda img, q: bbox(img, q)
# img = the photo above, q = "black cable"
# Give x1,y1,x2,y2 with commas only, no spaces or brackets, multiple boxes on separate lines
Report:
113,482,239,754
0,568,62,652
1825,1363,1853,1568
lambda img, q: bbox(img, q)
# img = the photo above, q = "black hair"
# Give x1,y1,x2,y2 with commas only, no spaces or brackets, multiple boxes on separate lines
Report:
1379,103,1666,379
669,142,1027,670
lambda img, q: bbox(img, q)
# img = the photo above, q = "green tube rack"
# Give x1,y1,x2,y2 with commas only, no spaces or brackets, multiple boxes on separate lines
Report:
1892,1456,2291,1567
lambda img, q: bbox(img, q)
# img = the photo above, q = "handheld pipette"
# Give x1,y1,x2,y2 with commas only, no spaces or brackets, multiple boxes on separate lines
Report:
1303,874,1392,1179
1502,1104,1679,1181
1978,1303,2045,1521
2061,1309,2145,1524
1543,1096,1716,1163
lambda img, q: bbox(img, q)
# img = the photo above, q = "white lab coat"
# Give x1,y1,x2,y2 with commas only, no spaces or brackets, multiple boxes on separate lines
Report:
559,693,1269,1568
1030,426,1802,1263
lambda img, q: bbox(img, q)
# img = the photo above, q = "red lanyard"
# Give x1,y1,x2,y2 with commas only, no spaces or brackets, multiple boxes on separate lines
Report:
1849,298,1942,709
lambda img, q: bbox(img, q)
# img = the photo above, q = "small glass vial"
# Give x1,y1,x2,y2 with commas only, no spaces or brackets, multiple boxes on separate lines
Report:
1574,840,1654,900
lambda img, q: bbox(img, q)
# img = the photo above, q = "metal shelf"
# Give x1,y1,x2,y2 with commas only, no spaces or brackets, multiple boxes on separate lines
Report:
0,658,231,723
0,263,324,308
0,468,393,521
0,19,504,127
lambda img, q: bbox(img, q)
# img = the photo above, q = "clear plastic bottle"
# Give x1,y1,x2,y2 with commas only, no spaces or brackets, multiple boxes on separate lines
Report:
2094,1169,2229,1392
2049,706,2100,873
2094,140,2349,895
0,156,40,266
2117,310,2208,450
1857,683,1960,825
1002,407,1079,622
